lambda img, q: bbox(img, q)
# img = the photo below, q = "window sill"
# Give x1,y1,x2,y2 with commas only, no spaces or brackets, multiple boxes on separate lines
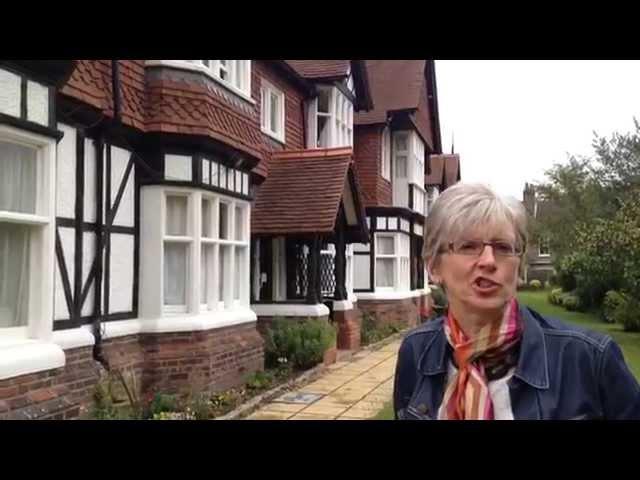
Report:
0,339,65,381
261,128,286,145
250,303,330,317
144,60,256,105
356,289,429,301
100,308,258,339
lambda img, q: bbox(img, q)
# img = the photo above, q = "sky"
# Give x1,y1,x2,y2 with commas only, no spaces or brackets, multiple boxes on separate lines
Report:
435,60,640,200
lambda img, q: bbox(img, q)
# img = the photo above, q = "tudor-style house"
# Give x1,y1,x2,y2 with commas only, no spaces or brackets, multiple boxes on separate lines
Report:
0,59,375,419
351,60,454,328
522,182,554,283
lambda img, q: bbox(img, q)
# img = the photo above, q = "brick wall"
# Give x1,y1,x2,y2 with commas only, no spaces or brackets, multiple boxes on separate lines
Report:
357,295,430,330
353,124,392,207
0,323,264,420
334,308,361,351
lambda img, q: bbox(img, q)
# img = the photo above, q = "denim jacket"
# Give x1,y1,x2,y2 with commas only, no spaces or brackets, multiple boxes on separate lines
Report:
393,305,640,420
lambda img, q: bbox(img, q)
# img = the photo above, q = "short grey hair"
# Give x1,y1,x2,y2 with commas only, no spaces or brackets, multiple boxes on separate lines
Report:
423,183,528,265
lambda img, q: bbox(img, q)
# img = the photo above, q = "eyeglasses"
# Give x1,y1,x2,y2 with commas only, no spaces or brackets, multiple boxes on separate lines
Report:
441,240,523,257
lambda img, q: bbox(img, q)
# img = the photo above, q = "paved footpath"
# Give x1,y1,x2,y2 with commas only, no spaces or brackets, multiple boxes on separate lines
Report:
246,338,401,420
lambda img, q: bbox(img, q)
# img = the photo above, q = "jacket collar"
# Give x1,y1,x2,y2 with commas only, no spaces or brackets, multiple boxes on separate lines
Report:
417,304,550,389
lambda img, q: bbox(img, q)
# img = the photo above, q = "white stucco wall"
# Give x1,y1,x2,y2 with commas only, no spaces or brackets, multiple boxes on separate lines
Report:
56,124,76,218
109,233,134,313
54,227,75,321
110,146,134,227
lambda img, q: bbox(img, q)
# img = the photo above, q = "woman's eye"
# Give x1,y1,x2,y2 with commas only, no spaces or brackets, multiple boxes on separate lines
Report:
494,242,513,254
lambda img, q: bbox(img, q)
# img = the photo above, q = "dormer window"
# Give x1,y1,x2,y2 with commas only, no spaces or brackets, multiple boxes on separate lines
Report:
146,60,252,101
306,86,353,149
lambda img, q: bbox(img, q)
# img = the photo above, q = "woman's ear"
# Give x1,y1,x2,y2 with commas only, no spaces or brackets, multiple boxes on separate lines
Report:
427,256,441,284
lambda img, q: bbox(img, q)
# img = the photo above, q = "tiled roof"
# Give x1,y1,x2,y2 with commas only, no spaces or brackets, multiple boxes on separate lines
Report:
425,154,446,187
252,148,356,235
285,60,350,79
444,154,461,188
354,60,426,125
426,154,461,189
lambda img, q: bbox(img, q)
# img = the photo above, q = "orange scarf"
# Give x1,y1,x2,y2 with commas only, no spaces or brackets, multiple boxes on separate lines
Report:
440,298,522,420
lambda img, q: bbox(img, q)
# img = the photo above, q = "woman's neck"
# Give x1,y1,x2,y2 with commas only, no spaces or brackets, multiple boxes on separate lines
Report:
447,300,507,338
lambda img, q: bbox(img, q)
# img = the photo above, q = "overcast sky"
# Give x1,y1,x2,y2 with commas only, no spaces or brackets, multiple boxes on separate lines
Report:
435,60,640,200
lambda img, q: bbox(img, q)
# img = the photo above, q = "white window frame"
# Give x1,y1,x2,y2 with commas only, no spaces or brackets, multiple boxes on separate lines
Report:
538,238,551,257
374,232,410,292
375,233,397,291
144,60,253,103
143,187,250,318
260,80,286,143
0,125,55,340
381,126,391,181
309,86,354,149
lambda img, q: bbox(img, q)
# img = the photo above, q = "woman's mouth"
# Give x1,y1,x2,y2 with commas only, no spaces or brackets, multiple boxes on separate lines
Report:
472,277,501,293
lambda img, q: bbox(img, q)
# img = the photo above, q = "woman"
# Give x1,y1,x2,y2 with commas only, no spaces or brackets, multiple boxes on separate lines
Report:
394,183,640,420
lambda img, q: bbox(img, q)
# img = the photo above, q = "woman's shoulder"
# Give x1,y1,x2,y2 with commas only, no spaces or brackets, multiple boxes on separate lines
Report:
523,305,612,352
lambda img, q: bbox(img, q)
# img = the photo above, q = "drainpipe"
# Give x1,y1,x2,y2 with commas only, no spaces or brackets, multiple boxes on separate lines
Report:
91,59,122,371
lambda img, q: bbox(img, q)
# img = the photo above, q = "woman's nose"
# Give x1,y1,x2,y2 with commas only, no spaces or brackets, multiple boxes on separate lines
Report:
477,244,497,266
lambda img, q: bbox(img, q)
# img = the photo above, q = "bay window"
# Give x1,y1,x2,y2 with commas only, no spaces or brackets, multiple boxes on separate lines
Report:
141,185,250,320
307,86,354,149
145,60,252,99
0,125,55,338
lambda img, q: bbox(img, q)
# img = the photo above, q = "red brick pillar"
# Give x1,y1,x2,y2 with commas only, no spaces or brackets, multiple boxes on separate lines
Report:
334,306,361,351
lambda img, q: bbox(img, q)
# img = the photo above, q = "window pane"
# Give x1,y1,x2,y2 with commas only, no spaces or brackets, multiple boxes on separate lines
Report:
234,61,243,89
201,245,214,307
219,202,229,239
261,88,267,129
353,254,370,290
219,245,230,305
377,236,395,255
318,89,330,113
235,205,244,241
228,168,235,192
396,156,407,178
234,247,242,300
317,116,329,147
219,60,228,80
164,242,187,306
201,159,210,185
220,165,227,189
376,258,395,287
395,134,408,151
235,170,242,193
270,92,279,134
0,223,30,327
0,140,37,214
165,196,187,236
202,199,212,238
211,162,219,187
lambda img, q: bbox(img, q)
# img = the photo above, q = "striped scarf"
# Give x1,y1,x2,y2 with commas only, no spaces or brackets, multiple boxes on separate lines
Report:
439,298,522,420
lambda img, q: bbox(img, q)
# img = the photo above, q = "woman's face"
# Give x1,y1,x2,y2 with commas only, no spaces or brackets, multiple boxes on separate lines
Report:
429,222,521,317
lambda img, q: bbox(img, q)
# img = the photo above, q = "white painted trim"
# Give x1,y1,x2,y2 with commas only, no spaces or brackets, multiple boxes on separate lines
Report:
333,300,353,312
0,341,65,380
51,327,95,350
250,304,330,318
356,288,430,301
144,60,256,105
101,308,258,340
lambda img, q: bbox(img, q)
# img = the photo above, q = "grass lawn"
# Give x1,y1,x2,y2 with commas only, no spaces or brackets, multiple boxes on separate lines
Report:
372,290,640,419
518,289,640,380
372,401,394,420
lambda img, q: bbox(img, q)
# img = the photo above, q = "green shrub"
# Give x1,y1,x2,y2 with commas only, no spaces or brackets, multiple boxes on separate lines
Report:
612,295,640,332
361,312,400,346
246,370,275,392
149,393,178,416
602,290,626,323
264,317,336,370
560,292,581,311
544,280,552,290
548,288,563,306
529,279,542,290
